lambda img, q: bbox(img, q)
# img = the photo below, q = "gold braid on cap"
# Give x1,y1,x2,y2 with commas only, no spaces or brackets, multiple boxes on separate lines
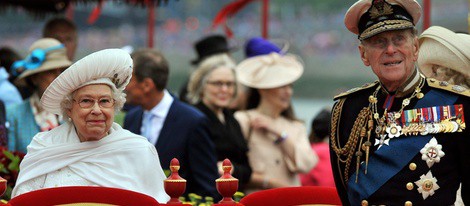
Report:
359,20,413,40
331,98,373,186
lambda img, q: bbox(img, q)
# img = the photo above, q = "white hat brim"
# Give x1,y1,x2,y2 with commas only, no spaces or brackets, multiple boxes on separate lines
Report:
41,49,133,114
418,26,470,78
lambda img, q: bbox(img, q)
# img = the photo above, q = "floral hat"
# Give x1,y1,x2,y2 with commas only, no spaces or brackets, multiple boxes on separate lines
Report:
13,38,72,86
40,48,133,115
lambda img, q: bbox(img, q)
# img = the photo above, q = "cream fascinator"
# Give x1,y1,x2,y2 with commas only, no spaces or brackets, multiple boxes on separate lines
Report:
235,53,303,89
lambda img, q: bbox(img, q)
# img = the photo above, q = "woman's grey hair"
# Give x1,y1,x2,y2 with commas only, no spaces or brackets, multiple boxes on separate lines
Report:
60,84,126,118
186,53,237,105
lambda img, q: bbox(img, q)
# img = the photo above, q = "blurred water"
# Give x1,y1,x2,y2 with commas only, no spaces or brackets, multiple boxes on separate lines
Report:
292,98,334,134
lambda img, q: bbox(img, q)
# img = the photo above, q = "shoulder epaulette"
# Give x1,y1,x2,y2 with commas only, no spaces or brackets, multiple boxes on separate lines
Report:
427,78,470,97
333,81,379,100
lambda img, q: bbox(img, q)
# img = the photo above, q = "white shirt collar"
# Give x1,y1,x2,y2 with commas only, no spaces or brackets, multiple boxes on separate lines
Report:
146,89,174,118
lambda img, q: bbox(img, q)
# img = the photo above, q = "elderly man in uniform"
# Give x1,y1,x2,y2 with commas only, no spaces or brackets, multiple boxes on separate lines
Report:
330,0,470,205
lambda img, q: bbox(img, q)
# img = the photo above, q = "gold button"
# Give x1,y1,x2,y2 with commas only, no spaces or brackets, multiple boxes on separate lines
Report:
409,163,417,171
406,182,414,190
423,180,434,191
405,200,412,206
361,200,368,206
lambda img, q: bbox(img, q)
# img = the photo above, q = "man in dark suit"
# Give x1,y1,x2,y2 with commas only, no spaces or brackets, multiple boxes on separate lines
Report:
330,0,469,205
124,48,220,200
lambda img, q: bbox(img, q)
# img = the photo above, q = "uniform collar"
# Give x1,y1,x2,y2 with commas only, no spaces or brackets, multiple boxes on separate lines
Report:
380,68,422,97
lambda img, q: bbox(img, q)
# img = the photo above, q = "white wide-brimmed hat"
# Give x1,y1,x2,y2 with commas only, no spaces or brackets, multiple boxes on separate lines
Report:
344,0,421,40
418,26,470,78
14,38,72,86
235,53,303,89
41,49,133,114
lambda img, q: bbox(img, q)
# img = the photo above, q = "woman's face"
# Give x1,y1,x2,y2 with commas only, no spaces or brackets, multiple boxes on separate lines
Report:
31,68,65,98
259,84,293,110
202,66,236,110
67,84,115,142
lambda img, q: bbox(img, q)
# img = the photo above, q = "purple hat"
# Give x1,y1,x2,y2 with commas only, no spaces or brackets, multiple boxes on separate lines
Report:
245,37,283,58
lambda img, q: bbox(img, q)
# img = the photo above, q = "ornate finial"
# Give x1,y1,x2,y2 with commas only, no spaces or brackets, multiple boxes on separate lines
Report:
0,176,6,197
164,158,187,204
215,159,239,204
369,0,393,19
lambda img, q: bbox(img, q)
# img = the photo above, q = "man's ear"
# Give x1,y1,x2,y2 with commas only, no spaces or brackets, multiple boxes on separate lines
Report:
412,36,419,61
358,44,370,66
142,77,155,93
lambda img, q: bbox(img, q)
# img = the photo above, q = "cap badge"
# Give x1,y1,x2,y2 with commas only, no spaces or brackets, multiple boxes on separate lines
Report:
369,0,393,19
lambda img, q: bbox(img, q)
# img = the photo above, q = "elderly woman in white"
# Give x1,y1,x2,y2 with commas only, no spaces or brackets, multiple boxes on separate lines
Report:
12,49,169,203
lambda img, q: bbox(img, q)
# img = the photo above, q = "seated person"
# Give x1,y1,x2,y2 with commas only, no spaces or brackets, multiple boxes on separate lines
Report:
12,49,169,203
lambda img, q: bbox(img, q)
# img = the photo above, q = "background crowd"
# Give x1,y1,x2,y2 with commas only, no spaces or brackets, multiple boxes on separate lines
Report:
0,15,335,202
0,0,468,205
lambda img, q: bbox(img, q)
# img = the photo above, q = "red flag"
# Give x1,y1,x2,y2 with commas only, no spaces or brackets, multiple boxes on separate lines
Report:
88,0,105,25
211,0,257,38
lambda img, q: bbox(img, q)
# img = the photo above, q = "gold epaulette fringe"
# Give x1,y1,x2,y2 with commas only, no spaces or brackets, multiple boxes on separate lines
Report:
334,81,379,101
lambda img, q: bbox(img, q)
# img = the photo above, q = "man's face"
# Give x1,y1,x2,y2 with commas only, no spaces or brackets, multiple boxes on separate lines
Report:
49,27,77,61
124,74,146,106
358,30,419,90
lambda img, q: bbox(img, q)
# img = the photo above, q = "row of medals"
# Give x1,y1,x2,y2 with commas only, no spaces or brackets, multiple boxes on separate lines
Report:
385,118,464,137
372,96,465,138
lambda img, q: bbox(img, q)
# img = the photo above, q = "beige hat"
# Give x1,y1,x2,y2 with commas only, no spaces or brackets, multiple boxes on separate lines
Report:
418,26,470,78
14,38,72,86
344,0,421,40
235,53,303,89
41,49,133,114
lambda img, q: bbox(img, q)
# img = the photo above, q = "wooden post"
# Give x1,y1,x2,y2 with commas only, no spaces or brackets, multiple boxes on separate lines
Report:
147,1,155,48
65,3,74,20
422,0,431,31
262,0,269,38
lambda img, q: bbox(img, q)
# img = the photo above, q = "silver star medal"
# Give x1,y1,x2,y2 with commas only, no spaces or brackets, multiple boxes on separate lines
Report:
374,134,390,150
420,137,445,168
415,171,440,200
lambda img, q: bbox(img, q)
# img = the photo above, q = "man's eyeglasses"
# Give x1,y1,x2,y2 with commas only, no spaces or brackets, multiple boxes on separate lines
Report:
207,81,236,88
73,98,115,109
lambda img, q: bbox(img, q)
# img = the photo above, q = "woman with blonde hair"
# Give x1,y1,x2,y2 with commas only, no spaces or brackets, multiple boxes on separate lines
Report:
187,53,252,192
234,52,317,193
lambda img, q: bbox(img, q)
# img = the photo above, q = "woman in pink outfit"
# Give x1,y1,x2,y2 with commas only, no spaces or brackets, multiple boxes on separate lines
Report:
300,109,335,187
